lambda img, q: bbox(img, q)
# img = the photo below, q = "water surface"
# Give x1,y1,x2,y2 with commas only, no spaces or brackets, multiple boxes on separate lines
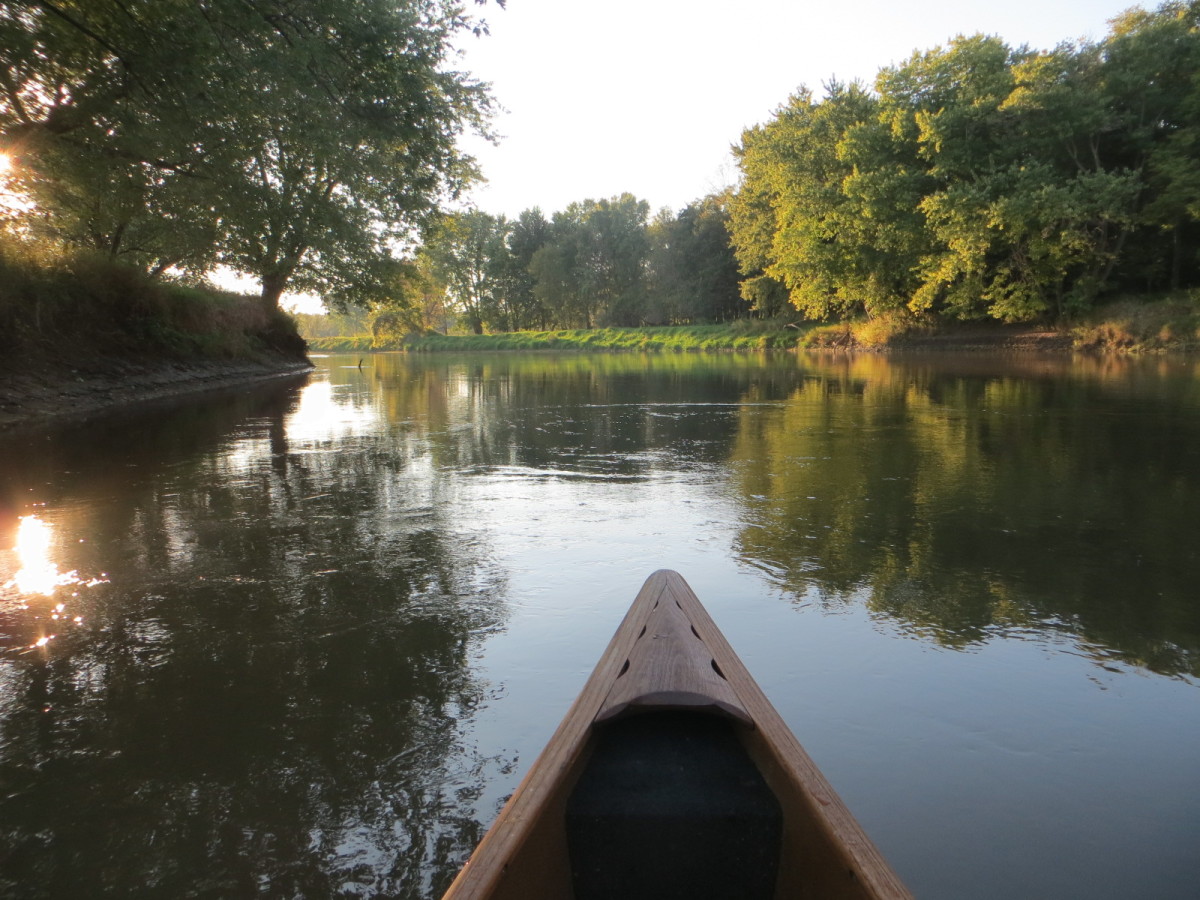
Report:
1,352,1198,898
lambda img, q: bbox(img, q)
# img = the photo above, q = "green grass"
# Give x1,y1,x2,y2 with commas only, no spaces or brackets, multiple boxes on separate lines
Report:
306,335,374,352
397,321,806,353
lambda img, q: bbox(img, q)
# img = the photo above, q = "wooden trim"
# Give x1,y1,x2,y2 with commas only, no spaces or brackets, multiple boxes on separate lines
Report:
441,570,912,900
660,571,912,900
441,573,666,898
595,581,751,725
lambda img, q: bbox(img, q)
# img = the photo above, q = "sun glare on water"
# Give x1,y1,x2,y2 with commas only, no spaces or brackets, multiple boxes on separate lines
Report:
4,515,107,597
9,515,73,596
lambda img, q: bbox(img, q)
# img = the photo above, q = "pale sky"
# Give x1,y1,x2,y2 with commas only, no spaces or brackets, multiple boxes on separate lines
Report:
454,0,1143,219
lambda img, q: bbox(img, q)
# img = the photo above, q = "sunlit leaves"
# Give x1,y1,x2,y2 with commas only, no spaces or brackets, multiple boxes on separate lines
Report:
731,1,1200,325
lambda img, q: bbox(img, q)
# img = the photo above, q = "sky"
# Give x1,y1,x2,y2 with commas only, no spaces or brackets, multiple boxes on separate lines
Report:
453,0,1144,220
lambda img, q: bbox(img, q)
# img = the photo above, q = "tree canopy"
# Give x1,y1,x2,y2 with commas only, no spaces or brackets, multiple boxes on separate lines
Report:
0,0,493,308
729,0,1200,324
398,194,747,334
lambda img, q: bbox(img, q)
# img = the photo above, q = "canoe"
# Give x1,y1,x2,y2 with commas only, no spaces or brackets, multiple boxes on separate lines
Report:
442,569,911,900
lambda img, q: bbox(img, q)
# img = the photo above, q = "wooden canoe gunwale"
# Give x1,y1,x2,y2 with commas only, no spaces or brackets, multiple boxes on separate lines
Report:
441,569,912,900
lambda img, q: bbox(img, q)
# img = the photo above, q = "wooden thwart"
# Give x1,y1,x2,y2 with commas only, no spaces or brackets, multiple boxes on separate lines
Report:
441,570,912,900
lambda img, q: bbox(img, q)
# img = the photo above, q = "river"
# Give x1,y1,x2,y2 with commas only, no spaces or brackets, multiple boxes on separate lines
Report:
1,351,1198,898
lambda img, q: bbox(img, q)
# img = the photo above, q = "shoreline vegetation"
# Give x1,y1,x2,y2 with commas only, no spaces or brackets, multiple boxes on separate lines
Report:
0,240,311,428
302,294,1200,355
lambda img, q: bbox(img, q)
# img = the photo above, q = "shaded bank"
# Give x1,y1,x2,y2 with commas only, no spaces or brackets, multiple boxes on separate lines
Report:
0,242,311,428
0,358,313,429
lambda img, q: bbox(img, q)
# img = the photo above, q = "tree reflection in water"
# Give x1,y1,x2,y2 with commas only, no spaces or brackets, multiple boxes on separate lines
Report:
730,354,1200,678
1,351,1199,897
0,375,507,898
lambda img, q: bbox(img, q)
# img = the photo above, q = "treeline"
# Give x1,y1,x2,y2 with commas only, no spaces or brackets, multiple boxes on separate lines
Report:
730,1,1200,323
391,0,1200,338
373,193,744,338
5,1,1198,338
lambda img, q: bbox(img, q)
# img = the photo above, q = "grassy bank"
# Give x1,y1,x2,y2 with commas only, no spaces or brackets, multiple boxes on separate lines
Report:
1,237,308,373
301,294,1200,356
306,335,375,352
797,295,1200,353
395,321,803,352
1069,296,1200,353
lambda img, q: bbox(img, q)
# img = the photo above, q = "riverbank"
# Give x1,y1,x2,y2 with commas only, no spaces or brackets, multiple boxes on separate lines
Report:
0,240,312,428
310,321,808,353
0,357,312,429
304,295,1200,355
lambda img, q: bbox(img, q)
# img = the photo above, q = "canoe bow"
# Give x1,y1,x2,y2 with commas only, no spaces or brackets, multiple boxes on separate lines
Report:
441,569,911,900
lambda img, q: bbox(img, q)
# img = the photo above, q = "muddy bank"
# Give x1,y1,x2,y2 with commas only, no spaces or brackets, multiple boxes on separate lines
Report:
0,356,314,430
888,325,1074,352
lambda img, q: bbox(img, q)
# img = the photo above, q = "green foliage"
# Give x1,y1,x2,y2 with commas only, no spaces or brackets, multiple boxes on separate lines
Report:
306,335,375,352
529,194,652,328
0,0,493,307
294,307,370,340
400,321,804,352
423,210,510,334
645,196,743,323
404,194,745,336
731,1,1200,326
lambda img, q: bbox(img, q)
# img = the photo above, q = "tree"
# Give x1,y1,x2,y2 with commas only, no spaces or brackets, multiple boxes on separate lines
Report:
646,196,744,323
0,0,494,309
497,207,550,330
1102,1,1200,291
729,8,1200,328
423,210,508,334
370,255,454,339
726,131,790,319
529,195,650,328
730,82,896,320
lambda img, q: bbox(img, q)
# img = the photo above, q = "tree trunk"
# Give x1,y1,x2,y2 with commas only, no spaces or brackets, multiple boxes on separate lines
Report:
1171,223,1181,292
261,271,289,312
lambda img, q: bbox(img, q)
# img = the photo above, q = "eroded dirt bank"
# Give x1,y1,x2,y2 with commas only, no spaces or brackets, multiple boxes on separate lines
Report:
0,356,313,430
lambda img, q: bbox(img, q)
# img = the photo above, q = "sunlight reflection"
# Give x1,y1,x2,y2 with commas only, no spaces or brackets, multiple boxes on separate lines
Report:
4,515,107,599
285,380,379,445
0,151,34,217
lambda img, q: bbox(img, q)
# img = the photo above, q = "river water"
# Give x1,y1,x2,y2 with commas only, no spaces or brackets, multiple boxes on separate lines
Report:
1,351,1197,898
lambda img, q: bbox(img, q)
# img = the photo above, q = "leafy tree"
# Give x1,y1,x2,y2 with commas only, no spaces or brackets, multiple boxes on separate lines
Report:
731,5,1200,327
498,207,551,330
423,210,508,334
727,126,790,317
731,82,894,319
0,0,493,309
529,194,650,328
646,195,744,323
1102,1,1200,291
528,215,583,327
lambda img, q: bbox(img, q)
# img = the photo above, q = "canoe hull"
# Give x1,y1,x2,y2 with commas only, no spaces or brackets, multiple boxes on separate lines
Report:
442,570,911,900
